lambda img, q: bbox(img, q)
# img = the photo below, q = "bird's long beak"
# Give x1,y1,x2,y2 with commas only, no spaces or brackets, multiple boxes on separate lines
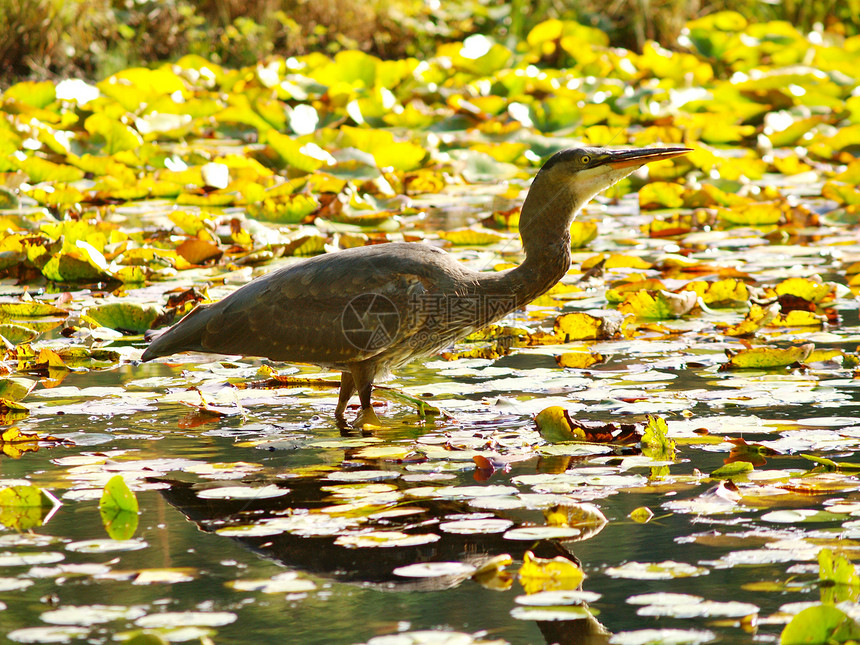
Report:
605,146,692,169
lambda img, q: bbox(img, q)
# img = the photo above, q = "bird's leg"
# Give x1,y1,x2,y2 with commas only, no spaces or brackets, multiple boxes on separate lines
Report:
351,366,382,428
335,371,356,418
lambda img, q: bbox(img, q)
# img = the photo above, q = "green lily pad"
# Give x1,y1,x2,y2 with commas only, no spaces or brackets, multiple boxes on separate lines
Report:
83,302,163,333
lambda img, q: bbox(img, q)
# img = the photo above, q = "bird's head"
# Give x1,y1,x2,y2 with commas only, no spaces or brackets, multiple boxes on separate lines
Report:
517,145,691,261
534,146,692,211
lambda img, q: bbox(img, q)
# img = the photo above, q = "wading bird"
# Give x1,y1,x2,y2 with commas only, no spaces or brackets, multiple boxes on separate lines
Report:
142,146,690,426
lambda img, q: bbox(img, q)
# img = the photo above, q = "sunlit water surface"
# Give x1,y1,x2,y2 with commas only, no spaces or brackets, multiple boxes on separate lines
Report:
2,345,859,644
3,201,860,645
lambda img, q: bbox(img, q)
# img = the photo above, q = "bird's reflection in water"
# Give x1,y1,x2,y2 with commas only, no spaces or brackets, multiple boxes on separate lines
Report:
154,467,613,645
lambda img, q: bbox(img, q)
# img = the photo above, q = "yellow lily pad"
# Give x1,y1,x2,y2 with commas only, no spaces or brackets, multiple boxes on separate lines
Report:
555,351,604,369
721,343,814,371
437,228,507,246
518,550,584,595
618,290,697,319
554,312,615,341
569,221,598,248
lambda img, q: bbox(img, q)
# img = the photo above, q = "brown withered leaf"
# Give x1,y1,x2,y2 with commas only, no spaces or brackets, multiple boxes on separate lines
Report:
0,427,72,459
725,437,777,467
535,406,641,445
176,238,223,265
777,294,817,313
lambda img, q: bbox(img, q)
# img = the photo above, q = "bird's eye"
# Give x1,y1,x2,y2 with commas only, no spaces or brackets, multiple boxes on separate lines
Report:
580,155,591,165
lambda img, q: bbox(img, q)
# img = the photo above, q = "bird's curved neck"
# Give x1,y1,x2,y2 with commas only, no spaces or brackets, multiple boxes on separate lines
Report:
476,175,582,310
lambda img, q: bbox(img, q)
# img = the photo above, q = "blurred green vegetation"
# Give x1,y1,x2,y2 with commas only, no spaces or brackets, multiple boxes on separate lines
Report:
2,0,859,87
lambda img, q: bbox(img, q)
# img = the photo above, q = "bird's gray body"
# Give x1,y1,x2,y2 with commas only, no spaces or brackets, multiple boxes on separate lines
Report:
142,243,500,372
141,146,691,423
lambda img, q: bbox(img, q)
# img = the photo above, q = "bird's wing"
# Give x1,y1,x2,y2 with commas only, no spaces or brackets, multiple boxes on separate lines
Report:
143,244,452,366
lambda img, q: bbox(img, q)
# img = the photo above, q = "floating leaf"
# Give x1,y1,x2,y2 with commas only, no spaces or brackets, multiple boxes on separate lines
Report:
780,605,860,645
569,221,598,248
175,238,223,265
518,550,584,594
5,80,56,108
0,377,35,402
710,461,753,478
84,113,144,154
719,303,779,337
639,182,685,209
609,628,716,645
822,181,860,206
100,475,139,540
721,343,814,371
818,549,860,605
630,507,654,523
41,241,111,282
698,278,749,307
339,126,425,171
437,228,506,246
771,310,826,327
197,485,289,500
229,571,315,593
0,301,68,318
554,312,617,341
392,562,477,578
101,475,139,514
83,302,162,333
265,130,328,173
555,351,604,369
774,277,834,303
247,193,320,223
642,415,675,461
334,531,440,548
41,604,147,626
534,407,583,442
0,485,60,531
0,324,39,344
16,157,85,183
605,560,709,580
618,290,697,319
718,203,783,226
536,408,642,445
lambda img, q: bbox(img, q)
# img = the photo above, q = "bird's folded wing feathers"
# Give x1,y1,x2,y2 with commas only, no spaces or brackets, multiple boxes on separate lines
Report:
143,244,455,366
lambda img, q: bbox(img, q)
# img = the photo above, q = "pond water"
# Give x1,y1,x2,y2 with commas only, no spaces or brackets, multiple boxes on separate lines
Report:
2,184,860,645
2,266,860,645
